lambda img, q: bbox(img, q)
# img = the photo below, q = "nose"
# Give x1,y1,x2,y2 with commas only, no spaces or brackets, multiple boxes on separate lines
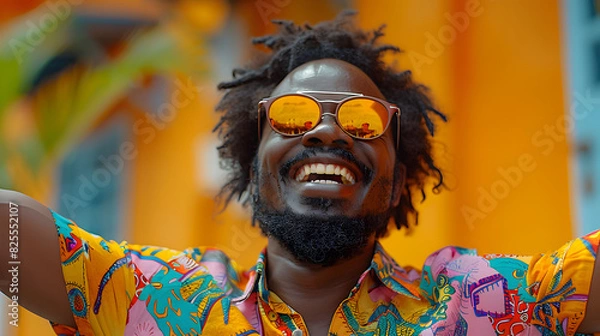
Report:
301,113,354,149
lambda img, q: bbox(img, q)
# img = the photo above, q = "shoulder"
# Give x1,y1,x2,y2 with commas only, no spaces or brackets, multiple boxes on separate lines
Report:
421,245,532,290
183,246,249,297
422,245,482,282
417,242,597,335
419,246,534,317
120,244,249,298
421,245,532,277
53,209,250,298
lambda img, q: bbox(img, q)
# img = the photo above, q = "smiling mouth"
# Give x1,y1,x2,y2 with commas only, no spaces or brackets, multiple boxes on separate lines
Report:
294,163,356,185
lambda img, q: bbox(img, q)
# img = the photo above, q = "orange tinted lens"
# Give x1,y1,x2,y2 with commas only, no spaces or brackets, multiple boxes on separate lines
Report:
337,98,389,139
269,95,320,135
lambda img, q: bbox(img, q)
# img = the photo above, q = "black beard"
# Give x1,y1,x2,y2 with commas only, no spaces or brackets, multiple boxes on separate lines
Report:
252,196,391,267
250,148,398,267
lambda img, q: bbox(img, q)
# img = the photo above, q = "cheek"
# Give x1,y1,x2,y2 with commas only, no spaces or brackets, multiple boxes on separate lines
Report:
256,148,279,191
361,141,398,210
256,133,297,197
258,134,290,174
255,155,283,210
368,176,395,207
362,138,397,174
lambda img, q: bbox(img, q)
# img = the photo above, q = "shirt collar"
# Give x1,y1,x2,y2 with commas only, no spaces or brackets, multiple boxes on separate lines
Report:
370,242,421,299
233,241,421,305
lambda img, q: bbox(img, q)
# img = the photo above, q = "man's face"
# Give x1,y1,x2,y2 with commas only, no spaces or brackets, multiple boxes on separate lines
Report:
252,59,403,265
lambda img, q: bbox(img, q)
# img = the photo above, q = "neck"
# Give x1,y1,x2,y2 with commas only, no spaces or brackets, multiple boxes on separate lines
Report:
265,237,376,333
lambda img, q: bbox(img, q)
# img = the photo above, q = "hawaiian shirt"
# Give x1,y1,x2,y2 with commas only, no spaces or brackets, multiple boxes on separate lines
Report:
49,210,600,336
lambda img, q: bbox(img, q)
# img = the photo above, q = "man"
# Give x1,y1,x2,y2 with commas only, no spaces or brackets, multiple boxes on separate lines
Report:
1,13,600,336
359,122,374,137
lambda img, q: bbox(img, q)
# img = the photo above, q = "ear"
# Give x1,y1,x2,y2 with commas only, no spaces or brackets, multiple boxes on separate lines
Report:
391,162,406,208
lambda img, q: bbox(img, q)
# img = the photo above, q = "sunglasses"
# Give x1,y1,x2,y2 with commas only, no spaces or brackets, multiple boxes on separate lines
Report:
258,91,402,148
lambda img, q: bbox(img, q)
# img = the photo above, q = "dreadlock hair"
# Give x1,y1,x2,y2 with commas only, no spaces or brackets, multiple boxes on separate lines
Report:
214,11,447,235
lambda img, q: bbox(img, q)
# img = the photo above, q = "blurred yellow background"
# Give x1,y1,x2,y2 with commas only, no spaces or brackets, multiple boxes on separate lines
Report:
0,0,596,334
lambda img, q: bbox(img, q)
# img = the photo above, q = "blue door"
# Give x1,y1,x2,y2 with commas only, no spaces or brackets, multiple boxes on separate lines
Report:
564,0,600,234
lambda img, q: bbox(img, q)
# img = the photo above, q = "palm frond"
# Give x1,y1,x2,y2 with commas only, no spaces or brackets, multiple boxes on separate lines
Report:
32,24,201,168
0,4,73,116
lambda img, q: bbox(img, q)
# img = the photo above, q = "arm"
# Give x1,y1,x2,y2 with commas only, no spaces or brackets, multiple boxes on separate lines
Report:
0,189,75,327
578,253,600,333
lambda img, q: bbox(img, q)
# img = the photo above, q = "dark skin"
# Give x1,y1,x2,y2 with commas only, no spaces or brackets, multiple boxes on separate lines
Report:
266,239,376,335
256,59,403,335
0,59,598,335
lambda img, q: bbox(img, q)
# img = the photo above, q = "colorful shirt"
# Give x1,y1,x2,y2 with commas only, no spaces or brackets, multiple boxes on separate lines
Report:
49,210,600,336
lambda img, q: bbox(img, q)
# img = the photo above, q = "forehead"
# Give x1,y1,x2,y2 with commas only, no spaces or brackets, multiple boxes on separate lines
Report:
270,59,385,99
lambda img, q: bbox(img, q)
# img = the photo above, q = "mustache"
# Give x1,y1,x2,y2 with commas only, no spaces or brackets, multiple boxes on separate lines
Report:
279,148,373,183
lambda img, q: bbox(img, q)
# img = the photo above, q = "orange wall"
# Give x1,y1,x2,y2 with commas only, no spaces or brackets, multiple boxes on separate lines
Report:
358,0,573,266
8,1,575,334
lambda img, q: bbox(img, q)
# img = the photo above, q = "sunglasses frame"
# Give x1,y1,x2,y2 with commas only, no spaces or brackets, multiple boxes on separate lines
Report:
257,91,402,148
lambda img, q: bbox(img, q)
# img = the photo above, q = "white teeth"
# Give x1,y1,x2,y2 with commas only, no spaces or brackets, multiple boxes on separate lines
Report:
310,179,340,184
316,163,325,174
294,162,357,185
325,164,335,174
320,180,339,184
